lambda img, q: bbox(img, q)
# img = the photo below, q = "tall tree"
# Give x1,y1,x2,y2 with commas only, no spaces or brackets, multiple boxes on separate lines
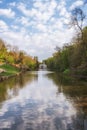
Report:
70,8,86,42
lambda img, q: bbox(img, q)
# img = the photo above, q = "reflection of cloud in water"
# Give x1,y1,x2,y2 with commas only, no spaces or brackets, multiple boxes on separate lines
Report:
0,95,77,129
0,71,83,130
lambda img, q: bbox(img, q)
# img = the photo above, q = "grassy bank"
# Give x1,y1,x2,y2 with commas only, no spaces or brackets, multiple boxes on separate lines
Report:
0,64,20,81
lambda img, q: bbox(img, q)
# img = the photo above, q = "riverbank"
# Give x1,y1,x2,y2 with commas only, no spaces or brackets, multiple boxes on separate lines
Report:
0,63,39,82
0,64,21,81
46,67,87,82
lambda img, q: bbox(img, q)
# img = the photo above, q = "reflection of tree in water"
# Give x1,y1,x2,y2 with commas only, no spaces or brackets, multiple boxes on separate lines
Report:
0,72,38,103
46,72,87,116
0,71,86,130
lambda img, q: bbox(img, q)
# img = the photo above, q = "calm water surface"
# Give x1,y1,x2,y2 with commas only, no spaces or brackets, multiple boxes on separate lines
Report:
0,71,87,130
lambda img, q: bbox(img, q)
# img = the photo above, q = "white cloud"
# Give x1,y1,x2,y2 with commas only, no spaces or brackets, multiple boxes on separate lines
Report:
33,1,48,11
57,0,70,18
11,25,19,30
9,2,16,7
17,1,57,23
0,20,8,32
0,8,15,18
34,0,57,12
70,0,84,10
17,3,31,16
36,23,47,32
19,17,29,26
60,8,68,16
57,0,66,11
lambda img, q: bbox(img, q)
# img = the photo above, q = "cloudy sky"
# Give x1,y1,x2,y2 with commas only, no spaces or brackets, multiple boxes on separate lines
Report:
0,0,87,61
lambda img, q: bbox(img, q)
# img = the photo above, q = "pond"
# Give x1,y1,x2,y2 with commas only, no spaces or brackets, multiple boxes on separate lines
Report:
0,71,87,130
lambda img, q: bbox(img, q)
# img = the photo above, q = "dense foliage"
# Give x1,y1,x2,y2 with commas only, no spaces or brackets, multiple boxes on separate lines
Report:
45,26,87,79
0,39,38,71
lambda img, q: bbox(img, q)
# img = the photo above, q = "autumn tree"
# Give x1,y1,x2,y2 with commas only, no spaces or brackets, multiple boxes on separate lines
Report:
0,39,8,63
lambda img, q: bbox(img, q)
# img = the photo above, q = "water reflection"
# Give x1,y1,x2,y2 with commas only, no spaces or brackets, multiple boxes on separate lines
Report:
0,72,38,103
0,71,87,130
46,73,87,115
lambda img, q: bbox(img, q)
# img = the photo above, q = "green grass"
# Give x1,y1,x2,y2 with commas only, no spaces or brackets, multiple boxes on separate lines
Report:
0,64,20,77
0,72,14,76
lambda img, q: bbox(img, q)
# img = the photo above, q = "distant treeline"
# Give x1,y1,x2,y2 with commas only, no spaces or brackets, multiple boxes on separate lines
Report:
44,26,87,79
0,39,38,70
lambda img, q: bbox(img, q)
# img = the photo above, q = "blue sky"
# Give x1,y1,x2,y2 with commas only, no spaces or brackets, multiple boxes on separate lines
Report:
0,0,87,61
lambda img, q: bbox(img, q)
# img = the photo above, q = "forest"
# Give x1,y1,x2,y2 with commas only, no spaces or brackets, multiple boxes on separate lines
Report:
44,8,87,80
0,39,38,79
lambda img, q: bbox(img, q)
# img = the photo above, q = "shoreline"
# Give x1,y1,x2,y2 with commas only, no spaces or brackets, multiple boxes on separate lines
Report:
0,64,32,82
0,71,22,82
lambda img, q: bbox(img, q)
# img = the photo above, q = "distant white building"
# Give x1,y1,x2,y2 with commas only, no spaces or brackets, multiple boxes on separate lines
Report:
39,63,47,70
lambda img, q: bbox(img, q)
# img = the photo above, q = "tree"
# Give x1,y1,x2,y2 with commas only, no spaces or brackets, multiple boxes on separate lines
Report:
70,8,86,42
0,39,8,63
34,56,39,69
